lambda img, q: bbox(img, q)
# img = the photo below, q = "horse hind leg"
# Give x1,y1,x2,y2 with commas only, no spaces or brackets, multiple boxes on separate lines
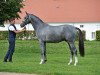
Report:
68,42,78,66
68,51,73,65
74,50,78,66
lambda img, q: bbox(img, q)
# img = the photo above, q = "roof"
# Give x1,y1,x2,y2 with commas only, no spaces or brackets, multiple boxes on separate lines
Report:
16,0,100,23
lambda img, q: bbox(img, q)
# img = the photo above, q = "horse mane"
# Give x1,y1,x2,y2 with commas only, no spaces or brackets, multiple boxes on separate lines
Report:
30,14,44,23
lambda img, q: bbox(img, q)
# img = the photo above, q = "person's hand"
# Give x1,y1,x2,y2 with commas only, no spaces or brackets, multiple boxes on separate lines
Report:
22,26,26,31
23,26,26,29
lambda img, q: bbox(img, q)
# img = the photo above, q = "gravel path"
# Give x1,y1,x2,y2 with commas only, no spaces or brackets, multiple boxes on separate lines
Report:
0,72,37,75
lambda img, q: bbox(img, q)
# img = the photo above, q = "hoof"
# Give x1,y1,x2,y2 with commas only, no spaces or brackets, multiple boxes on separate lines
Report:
68,63,71,65
68,62,72,65
39,62,44,64
74,62,78,66
74,63,77,66
39,60,47,64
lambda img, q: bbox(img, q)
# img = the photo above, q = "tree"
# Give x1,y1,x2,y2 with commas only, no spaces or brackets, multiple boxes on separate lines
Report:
0,0,24,26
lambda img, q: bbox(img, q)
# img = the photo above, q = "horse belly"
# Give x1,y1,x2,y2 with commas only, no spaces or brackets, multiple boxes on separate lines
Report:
40,26,65,42
45,34,65,43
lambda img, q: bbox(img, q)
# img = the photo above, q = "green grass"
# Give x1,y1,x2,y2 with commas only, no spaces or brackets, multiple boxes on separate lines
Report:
0,40,100,75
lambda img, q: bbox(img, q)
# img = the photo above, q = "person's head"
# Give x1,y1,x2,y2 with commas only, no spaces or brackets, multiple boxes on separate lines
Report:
9,18,15,24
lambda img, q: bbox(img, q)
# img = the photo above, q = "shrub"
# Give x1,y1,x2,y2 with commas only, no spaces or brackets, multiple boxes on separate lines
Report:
16,30,36,40
0,31,8,40
0,30,36,40
96,30,100,41
75,30,86,41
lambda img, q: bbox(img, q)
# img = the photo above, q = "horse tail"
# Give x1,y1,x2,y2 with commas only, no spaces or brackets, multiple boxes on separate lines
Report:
76,27,85,57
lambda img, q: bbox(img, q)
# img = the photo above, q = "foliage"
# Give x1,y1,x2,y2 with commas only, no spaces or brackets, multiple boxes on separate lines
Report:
0,0,24,26
75,30,86,41
96,30,100,41
0,30,86,40
0,31,8,40
0,31,36,40
16,30,36,40
0,40,100,75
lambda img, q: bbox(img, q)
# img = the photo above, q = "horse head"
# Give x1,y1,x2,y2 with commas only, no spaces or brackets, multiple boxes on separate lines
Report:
20,12,31,27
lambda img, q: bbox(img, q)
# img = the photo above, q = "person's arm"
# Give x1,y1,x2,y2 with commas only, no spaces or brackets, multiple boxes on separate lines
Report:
9,26,26,33
13,27,26,33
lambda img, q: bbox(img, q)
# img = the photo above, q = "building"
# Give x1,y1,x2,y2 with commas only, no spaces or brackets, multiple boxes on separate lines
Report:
1,0,100,40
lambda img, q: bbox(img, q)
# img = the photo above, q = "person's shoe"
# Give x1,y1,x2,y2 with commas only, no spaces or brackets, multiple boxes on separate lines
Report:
9,60,13,63
3,59,7,62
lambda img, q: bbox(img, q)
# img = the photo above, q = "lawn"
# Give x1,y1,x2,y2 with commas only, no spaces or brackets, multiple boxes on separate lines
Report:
0,40,100,75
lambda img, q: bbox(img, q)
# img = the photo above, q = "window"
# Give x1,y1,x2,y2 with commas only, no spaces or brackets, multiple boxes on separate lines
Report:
97,25,100,30
80,25,84,28
91,32,95,39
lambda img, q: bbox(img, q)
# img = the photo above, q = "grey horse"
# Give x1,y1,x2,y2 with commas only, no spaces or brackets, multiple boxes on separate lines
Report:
20,12,85,66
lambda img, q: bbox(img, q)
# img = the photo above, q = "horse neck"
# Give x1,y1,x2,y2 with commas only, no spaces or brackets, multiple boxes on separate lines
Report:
30,17,45,31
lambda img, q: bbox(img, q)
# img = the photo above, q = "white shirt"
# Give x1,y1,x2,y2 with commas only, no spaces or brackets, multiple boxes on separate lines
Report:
8,25,16,31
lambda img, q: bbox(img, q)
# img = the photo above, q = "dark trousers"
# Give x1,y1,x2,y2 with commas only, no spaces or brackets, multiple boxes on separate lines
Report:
4,39,15,61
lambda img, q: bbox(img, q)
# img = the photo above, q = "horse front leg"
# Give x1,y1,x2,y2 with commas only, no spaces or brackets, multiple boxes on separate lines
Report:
39,41,47,64
74,51,78,66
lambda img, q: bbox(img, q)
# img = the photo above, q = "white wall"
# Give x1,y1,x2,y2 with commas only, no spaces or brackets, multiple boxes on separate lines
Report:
73,23,100,40
0,24,34,31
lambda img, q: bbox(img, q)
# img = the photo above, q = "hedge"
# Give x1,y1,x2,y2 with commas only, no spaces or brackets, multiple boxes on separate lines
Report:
75,30,86,41
0,31,36,40
0,30,86,40
96,30,100,41
0,31,8,40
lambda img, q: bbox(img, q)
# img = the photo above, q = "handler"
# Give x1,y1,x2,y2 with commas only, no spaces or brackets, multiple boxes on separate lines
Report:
4,18,26,62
